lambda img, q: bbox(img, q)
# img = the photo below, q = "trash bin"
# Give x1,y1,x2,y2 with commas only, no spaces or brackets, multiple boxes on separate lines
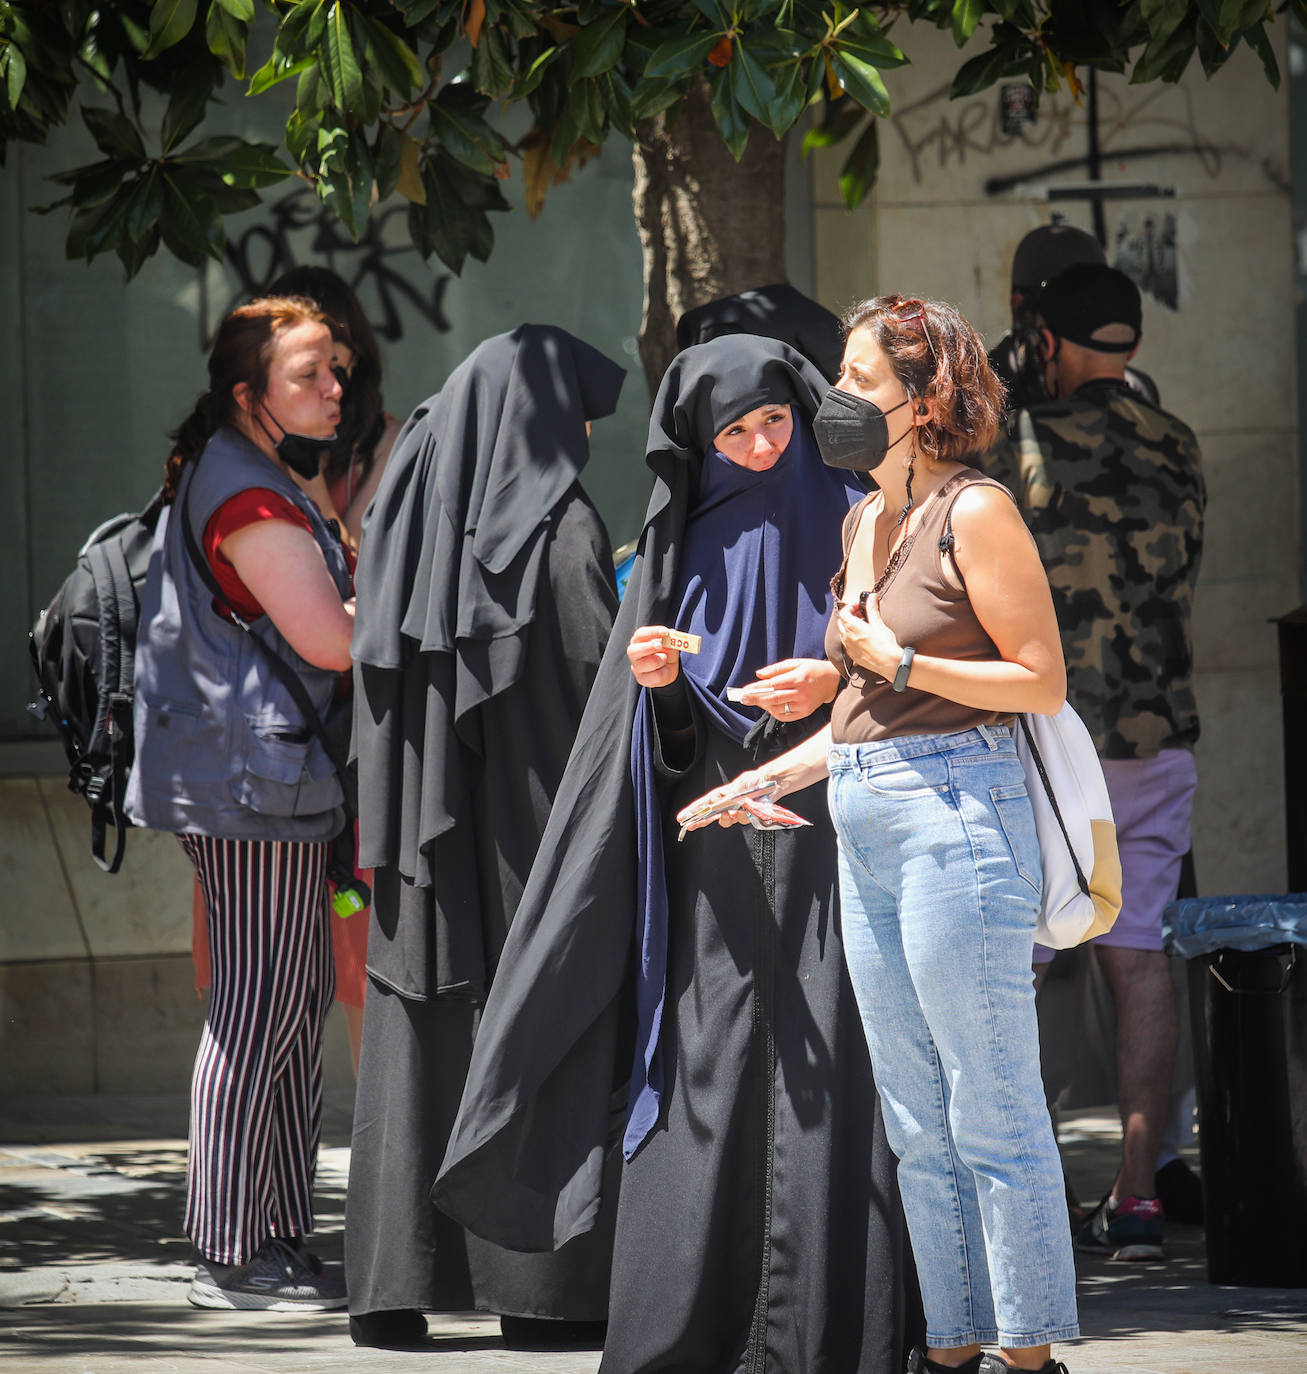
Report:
1164,896,1307,1287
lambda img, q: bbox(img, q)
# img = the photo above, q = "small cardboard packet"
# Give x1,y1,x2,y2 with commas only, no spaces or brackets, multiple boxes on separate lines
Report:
661,630,701,654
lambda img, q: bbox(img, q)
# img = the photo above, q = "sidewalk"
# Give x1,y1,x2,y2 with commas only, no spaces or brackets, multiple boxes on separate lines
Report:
1,1098,1304,1373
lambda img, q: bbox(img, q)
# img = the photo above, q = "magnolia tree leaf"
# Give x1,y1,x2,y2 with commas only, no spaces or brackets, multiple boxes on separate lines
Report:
645,31,721,81
247,51,314,96
1243,20,1280,88
571,9,627,77
161,73,213,152
159,168,224,264
839,117,878,208
2,43,29,109
175,136,292,186
82,106,147,161
143,0,199,61
374,120,404,198
323,3,364,107
952,0,986,46
732,43,776,125
205,0,248,78
829,51,891,117
801,94,867,154
710,64,749,159
396,132,426,202
360,13,424,93
950,39,1025,96
317,124,373,239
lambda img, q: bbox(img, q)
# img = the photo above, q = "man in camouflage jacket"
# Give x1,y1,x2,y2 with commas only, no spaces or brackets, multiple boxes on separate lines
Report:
985,263,1205,1263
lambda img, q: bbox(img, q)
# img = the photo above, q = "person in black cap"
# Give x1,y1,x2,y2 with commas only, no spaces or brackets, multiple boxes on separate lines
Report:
984,262,1206,1263
990,224,1159,416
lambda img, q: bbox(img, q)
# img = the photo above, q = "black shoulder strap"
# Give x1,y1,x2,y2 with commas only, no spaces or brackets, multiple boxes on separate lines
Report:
84,538,139,873
1017,715,1090,898
937,473,1017,589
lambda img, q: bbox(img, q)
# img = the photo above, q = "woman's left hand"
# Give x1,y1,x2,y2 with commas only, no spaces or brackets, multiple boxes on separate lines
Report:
837,596,901,680
741,658,840,721
677,769,775,830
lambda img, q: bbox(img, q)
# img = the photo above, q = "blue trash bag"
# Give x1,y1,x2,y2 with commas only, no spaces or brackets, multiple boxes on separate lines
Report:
613,541,637,602
1163,894,1307,958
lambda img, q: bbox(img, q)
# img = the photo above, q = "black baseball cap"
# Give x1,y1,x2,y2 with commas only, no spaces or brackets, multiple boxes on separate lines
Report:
1010,224,1104,296
1038,263,1142,354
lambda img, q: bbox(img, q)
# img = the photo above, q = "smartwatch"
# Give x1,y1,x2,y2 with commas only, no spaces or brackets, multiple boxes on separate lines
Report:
892,646,915,693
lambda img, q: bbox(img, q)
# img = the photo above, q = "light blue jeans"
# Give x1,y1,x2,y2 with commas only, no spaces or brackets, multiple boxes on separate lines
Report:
827,726,1079,1349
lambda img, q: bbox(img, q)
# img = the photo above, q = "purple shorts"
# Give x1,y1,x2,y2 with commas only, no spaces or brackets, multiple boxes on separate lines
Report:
1034,748,1197,963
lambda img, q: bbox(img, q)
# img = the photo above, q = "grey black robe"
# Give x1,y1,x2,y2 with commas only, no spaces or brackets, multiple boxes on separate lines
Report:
346,325,626,1321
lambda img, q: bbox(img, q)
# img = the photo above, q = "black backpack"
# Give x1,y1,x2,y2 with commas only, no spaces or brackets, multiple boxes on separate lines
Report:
27,493,165,873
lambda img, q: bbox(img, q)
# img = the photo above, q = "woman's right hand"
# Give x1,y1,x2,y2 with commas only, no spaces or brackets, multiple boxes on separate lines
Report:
627,624,682,688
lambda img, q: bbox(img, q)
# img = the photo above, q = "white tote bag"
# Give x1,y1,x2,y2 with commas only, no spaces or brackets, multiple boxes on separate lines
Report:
1014,704,1123,950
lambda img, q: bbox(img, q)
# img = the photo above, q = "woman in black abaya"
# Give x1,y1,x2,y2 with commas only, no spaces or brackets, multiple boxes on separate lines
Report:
346,325,625,1348
435,335,918,1374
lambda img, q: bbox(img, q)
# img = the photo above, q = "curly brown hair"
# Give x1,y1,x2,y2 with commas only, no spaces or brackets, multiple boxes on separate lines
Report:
841,295,1005,464
162,295,326,502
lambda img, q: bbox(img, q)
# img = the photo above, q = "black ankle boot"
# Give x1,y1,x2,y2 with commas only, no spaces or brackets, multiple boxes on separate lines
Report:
349,1308,428,1347
499,1315,608,1349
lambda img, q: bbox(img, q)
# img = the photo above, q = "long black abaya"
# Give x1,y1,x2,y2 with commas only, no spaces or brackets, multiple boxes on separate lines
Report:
435,336,920,1371
346,326,625,1323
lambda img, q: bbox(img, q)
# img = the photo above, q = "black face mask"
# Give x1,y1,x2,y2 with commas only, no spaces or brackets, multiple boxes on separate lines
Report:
812,388,913,471
257,409,336,481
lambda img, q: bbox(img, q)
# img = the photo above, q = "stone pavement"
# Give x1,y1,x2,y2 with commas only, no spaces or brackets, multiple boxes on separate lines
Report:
1,1097,1304,1374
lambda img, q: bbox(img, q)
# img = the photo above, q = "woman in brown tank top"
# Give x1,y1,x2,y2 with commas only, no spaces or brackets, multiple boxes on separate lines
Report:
681,298,1079,1374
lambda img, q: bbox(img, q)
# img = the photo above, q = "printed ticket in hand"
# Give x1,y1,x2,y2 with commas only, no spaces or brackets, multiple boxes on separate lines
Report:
661,630,701,654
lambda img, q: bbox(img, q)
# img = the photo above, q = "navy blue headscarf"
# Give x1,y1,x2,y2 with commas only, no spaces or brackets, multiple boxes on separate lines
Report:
625,336,864,1155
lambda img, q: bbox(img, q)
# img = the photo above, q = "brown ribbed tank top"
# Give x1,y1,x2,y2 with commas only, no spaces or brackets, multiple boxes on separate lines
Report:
824,468,1015,744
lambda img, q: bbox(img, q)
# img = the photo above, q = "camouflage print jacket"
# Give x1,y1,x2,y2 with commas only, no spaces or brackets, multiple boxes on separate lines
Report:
983,376,1205,760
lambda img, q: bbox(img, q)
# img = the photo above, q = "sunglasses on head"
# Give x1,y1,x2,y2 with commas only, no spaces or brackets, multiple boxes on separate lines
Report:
882,294,937,362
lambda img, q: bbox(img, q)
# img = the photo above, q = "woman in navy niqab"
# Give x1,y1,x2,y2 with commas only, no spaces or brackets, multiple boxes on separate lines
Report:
436,335,919,1374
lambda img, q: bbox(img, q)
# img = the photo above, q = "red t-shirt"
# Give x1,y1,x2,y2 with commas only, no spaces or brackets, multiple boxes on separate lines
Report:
203,489,312,622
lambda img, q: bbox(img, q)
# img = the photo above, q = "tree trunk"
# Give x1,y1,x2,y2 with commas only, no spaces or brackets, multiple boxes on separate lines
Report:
632,80,789,396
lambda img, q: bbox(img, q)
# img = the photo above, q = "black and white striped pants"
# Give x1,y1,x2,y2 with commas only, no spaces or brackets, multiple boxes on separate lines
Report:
179,835,334,1265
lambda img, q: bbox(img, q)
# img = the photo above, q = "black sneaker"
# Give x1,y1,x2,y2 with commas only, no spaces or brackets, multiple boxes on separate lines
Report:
907,1348,982,1374
188,1237,347,1310
1074,1192,1164,1262
1155,1158,1204,1225
978,1358,1070,1374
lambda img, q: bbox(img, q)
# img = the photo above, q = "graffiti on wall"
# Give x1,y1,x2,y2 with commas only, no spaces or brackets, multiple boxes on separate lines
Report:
1112,211,1180,310
887,80,1249,191
200,186,452,349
